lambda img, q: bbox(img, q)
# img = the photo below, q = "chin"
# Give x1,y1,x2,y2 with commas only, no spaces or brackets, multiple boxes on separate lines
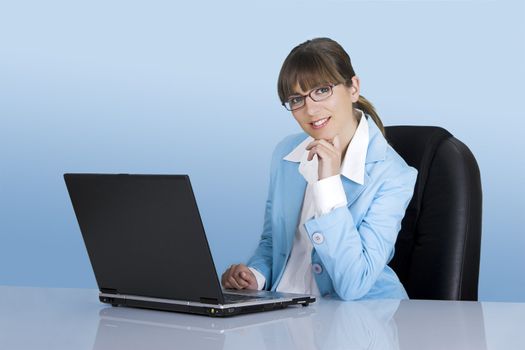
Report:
308,129,336,141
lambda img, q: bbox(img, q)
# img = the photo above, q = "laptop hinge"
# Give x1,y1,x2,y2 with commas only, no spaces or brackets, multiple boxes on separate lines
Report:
199,297,219,304
100,287,118,294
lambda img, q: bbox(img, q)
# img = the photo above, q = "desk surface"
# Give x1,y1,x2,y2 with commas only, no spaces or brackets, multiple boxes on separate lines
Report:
1,286,524,350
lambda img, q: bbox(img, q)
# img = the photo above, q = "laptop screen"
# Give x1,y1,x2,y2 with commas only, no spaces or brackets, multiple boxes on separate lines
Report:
65,174,224,304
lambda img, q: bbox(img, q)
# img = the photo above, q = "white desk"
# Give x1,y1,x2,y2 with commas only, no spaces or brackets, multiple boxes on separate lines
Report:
1,286,524,350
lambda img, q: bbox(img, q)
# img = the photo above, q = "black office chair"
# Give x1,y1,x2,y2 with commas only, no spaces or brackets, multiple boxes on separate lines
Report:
385,126,482,301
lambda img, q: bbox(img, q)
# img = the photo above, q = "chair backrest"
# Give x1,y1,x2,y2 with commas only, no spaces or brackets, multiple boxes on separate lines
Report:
385,126,482,300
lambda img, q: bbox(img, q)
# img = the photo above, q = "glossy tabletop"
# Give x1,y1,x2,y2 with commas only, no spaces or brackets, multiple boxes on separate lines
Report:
1,286,524,350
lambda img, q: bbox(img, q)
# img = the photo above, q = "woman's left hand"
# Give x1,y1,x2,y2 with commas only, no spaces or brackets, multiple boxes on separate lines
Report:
306,135,342,180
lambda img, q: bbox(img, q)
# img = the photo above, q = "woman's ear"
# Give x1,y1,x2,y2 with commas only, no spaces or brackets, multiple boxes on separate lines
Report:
350,76,360,103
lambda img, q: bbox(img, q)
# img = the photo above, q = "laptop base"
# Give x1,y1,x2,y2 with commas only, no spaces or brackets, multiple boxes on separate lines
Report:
100,294,312,317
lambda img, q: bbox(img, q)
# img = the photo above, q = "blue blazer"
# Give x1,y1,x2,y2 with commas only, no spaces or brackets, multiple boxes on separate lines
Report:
247,116,417,300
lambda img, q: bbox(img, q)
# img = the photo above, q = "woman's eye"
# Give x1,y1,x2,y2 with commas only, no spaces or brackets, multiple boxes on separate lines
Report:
290,97,304,105
315,86,330,95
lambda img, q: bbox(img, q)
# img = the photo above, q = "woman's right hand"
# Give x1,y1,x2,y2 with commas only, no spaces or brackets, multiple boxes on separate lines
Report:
221,263,258,290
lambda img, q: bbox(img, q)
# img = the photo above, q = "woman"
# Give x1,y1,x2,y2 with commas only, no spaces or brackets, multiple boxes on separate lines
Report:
221,38,417,300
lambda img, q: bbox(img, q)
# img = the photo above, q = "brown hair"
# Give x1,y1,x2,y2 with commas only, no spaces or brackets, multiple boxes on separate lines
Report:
277,38,385,136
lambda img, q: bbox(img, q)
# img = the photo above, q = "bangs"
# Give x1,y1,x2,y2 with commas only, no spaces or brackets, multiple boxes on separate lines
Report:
278,50,345,103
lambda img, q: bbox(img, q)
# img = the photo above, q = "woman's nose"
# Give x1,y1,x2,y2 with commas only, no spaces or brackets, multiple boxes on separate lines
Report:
304,95,321,115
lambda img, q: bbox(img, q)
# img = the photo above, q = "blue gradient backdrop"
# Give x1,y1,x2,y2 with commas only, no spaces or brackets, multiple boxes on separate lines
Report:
1,0,523,301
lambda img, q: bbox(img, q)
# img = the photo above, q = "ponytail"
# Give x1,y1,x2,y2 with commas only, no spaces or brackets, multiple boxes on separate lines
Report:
355,95,385,137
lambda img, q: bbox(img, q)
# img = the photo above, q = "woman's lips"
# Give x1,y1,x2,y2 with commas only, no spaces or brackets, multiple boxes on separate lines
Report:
311,117,331,129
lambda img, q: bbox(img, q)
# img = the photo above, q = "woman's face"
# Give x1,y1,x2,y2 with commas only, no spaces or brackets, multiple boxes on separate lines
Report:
290,76,360,142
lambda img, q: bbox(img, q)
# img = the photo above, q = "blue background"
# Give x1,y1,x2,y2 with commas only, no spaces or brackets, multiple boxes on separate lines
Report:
1,0,523,302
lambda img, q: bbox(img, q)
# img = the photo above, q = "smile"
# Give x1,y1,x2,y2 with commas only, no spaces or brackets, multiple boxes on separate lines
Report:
311,117,331,129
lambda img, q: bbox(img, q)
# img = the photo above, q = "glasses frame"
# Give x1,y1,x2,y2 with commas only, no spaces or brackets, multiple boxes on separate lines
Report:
282,83,339,111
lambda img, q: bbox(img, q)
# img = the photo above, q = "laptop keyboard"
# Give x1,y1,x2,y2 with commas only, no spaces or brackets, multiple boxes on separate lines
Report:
223,293,266,304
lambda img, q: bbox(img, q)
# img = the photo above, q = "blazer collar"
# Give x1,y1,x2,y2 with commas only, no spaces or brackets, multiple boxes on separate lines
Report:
345,116,386,207
365,114,388,164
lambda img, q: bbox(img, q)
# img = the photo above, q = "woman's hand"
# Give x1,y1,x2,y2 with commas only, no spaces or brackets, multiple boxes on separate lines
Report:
306,134,342,180
221,263,258,290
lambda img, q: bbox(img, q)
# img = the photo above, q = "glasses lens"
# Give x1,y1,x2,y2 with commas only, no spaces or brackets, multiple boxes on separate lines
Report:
311,85,333,101
286,96,304,111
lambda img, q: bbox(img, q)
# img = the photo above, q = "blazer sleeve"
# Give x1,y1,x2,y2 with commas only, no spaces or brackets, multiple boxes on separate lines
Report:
246,146,281,288
304,164,417,300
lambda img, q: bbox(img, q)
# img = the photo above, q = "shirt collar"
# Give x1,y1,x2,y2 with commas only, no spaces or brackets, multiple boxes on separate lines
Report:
283,109,369,185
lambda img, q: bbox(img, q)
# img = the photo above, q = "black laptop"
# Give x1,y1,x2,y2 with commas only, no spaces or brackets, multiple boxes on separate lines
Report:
64,174,315,317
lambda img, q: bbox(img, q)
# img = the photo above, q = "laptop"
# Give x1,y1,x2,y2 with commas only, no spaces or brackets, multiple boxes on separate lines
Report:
64,173,315,317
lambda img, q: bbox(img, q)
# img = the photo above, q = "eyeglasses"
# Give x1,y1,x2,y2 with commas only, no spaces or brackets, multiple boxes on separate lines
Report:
282,84,339,111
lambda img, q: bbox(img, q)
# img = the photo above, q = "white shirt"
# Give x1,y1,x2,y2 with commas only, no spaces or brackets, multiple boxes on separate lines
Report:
249,109,370,294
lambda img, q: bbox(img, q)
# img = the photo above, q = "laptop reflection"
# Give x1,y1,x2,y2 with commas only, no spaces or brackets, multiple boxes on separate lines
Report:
92,300,401,350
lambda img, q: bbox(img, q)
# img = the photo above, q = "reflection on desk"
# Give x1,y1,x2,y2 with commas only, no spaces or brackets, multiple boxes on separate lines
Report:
93,299,400,350
1,286,524,350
